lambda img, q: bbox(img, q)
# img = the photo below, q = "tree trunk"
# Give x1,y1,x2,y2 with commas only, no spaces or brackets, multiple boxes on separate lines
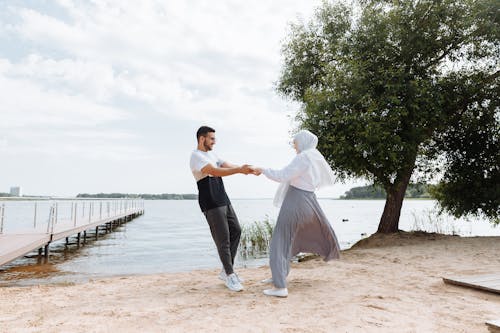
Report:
377,172,412,233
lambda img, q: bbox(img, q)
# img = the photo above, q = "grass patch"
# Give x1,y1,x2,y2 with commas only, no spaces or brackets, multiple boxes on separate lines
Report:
411,208,462,235
239,216,275,259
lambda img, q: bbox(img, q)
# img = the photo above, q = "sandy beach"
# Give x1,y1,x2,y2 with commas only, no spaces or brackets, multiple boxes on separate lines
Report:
0,233,499,332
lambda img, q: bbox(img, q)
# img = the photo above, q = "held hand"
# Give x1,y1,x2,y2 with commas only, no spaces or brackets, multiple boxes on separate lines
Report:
240,164,254,175
240,164,262,176
252,167,262,176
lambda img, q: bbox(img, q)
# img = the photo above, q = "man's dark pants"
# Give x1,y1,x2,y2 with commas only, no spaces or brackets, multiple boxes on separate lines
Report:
204,205,241,275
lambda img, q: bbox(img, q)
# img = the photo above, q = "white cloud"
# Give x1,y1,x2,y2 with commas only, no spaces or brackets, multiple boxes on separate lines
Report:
0,69,127,128
5,1,309,141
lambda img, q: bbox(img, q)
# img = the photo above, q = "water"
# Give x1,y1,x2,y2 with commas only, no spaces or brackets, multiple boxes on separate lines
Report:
0,199,498,286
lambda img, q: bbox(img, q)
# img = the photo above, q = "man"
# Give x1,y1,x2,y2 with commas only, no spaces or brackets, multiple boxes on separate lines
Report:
190,126,253,292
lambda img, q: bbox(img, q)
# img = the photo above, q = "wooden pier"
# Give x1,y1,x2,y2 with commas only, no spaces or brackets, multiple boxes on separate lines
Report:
443,273,500,295
0,199,144,267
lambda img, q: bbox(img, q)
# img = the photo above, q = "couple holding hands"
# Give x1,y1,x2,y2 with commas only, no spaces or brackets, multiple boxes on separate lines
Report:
189,126,341,297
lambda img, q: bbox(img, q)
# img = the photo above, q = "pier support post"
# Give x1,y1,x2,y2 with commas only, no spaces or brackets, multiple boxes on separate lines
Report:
83,231,87,243
95,226,99,239
77,232,81,246
44,244,49,259
37,247,43,264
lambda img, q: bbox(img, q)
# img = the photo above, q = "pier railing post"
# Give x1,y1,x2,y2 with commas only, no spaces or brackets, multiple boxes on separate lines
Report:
50,204,56,234
0,203,5,234
89,202,92,223
46,205,54,234
33,202,37,229
74,203,78,226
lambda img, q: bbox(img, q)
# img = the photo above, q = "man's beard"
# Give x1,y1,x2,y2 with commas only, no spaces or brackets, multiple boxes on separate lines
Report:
203,142,212,151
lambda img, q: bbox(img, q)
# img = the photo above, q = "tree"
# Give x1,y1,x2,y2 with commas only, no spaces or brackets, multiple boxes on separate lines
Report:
278,0,499,232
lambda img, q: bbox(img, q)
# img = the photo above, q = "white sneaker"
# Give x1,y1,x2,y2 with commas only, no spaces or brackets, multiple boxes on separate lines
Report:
226,273,244,292
234,272,245,283
219,270,244,283
261,277,273,284
263,288,288,297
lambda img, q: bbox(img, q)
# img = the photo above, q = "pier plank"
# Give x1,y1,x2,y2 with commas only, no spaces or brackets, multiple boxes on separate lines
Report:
486,320,500,333
443,274,500,295
0,234,51,266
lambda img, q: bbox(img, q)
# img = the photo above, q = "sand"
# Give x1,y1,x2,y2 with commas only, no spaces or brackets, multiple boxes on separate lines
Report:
0,233,499,332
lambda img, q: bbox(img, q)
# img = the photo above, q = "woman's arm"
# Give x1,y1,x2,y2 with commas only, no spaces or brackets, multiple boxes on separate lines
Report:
258,155,307,183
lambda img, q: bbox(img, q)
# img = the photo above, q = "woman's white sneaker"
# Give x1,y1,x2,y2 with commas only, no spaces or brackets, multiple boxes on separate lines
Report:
261,277,273,284
263,288,288,297
226,273,244,292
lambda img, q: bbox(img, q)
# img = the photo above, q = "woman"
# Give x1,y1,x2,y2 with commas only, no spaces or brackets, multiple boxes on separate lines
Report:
255,130,341,297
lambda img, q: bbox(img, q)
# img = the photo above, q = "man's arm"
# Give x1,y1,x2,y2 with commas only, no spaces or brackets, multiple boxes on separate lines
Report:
201,163,253,177
220,161,239,168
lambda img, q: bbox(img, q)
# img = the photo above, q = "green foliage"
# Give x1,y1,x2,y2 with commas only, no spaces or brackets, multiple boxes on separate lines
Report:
278,0,499,225
239,217,275,258
341,183,432,199
76,193,198,200
341,185,386,199
429,109,500,222
428,72,499,224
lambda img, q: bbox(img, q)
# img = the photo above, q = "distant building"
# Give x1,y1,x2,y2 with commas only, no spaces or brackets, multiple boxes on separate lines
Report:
10,186,22,197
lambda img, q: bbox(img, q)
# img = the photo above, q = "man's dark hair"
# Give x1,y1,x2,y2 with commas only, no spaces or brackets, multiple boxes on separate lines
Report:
196,126,215,141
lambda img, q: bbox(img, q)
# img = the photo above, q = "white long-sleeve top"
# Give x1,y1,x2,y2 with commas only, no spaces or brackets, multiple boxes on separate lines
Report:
262,153,315,192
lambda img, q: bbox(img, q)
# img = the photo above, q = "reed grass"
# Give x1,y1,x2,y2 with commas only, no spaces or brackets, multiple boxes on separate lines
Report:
411,208,462,235
239,216,275,258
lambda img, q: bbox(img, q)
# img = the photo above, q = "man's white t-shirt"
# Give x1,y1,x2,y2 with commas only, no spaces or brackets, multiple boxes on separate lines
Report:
189,150,225,181
190,149,230,212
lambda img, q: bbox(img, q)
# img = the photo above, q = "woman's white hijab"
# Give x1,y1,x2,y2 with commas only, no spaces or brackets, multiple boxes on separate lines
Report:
273,130,336,207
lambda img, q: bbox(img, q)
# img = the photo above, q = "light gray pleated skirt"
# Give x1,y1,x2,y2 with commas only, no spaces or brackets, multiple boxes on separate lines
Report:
270,185,341,288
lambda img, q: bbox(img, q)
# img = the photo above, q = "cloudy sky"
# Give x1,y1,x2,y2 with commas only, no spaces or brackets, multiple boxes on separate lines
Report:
0,0,365,198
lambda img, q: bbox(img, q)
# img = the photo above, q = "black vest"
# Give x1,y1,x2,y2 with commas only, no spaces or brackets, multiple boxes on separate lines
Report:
196,176,231,212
